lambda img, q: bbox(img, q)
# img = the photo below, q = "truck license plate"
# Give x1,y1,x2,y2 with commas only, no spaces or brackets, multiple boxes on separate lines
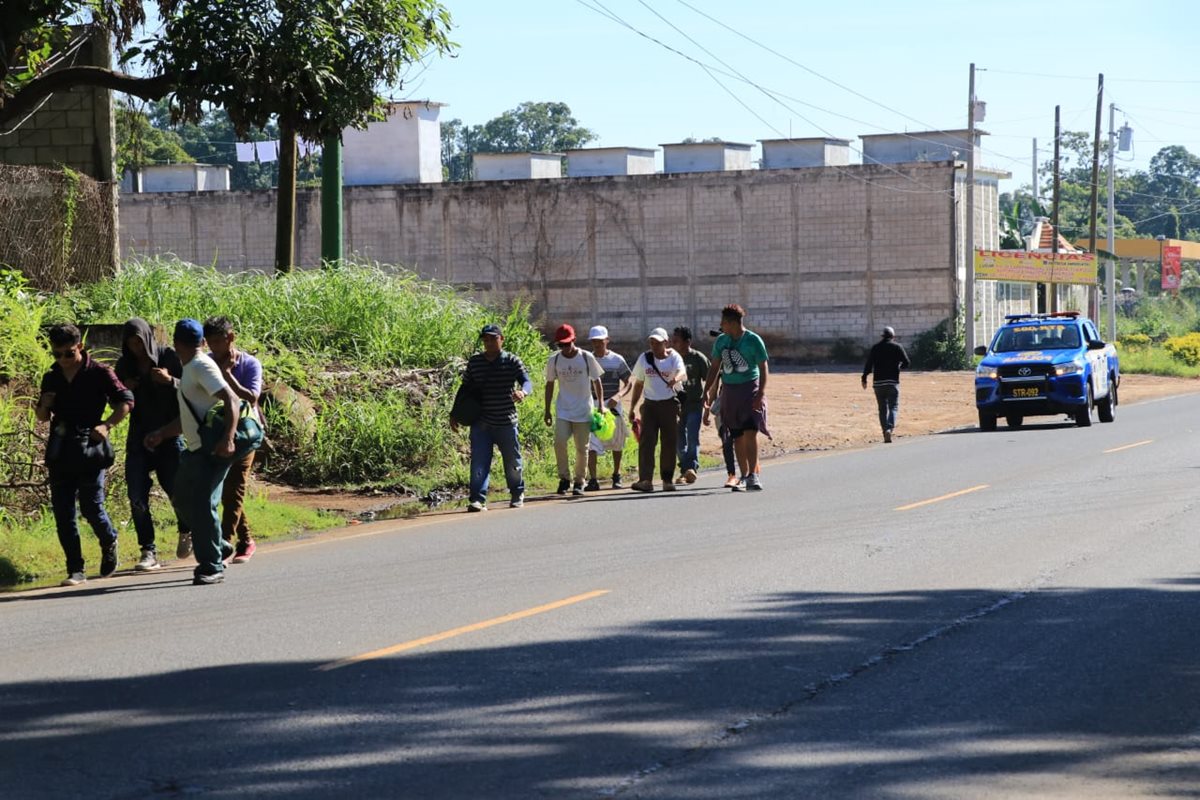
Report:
1011,386,1041,398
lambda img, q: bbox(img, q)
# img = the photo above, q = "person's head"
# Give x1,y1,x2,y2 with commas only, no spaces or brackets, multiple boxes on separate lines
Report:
173,319,205,364
720,304,746,335
647,327,669,357
202,316,236,360
587,325,609,356
122,317,152,359
554,323,577,354
480,323,503,356
671,326,693,353
47,324,83,366
881,326,895,341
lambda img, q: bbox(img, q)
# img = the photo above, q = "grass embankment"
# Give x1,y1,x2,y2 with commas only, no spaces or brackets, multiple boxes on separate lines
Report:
1,259,618,588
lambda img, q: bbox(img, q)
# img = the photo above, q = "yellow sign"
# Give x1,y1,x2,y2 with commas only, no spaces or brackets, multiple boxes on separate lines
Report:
974,250,1098,284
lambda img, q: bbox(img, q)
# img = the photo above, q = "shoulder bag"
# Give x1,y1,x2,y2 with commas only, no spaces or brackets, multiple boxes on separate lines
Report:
183,395,264,460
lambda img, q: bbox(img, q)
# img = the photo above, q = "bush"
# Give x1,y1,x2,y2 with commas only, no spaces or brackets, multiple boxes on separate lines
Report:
1117,332,1151,350
1163,332,1200,367
909,317,973,370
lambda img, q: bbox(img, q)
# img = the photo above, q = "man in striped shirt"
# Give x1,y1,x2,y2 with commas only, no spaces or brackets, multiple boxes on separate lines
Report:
454,324,533,511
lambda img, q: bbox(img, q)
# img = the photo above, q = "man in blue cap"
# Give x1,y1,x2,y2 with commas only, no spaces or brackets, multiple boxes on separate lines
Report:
143,319,240,584
452,323,532,512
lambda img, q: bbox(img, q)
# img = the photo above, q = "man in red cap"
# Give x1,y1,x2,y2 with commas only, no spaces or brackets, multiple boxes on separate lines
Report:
544,323,604,496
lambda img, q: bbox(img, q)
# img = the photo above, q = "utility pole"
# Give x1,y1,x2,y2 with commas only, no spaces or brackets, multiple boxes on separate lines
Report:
965,62,976,356
1031,138,1038,207
1106,103,1117,341
1087,74,1104,322
1051,105,1061,313
321,135,344,266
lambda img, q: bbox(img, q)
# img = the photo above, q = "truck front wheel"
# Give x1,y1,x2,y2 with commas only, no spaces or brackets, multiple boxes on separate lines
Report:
1097,375,1117,423
1075,384,1094,427
979,410,997,432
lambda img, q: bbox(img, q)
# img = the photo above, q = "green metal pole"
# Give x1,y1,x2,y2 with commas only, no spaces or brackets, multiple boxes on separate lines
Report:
321,135,343,266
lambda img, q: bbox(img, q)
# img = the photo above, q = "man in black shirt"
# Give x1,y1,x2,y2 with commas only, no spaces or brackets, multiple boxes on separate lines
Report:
452,324,533,512
861,326,911,443
114,318,187,571
36,324,134,586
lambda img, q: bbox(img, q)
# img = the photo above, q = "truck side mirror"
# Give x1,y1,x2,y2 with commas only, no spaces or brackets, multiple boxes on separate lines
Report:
1087,340,1107,350
973,346,988,356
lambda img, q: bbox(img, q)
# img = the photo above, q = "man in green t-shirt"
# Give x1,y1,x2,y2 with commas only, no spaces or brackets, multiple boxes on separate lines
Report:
702,304,770,491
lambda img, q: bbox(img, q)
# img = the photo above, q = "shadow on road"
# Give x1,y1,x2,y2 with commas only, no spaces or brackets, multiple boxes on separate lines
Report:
3,582,1199,798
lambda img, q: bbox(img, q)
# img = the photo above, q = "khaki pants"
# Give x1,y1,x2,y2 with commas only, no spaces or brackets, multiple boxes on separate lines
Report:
221,451,255,544
554,418,591,483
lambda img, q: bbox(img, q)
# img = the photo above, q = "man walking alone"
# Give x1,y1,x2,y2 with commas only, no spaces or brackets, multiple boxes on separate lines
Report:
861,325,910,443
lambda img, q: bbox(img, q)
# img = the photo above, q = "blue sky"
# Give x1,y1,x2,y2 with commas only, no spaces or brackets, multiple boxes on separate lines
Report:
412,0,1200,192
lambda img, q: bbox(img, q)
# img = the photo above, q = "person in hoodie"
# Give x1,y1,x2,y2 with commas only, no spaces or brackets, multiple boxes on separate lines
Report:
114,318,189,571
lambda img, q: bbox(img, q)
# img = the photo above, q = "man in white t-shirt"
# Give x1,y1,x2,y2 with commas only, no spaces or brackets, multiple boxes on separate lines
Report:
543,323,604,496
627,327,687,493
144,319,239,585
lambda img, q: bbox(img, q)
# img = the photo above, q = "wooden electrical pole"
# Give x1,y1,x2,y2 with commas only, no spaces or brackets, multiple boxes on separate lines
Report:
1087,74,1104,321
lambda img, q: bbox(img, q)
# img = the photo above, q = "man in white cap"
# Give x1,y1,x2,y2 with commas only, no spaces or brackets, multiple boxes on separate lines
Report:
861,325,910,443
627,327,686,492
585,325,631,490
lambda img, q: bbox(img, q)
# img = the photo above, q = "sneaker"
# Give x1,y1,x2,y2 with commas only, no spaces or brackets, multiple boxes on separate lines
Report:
232,540,256,564
100,539,119,577
662,482,677,492
467,500,486,512
584,478,601,492
745,473,764,491
192,571,225,586
723,474,740,489
572,481,585,496
731,477,747,492
61,571,87,587
556,479,570,495
683,468,697,484
630,480,654,493
883,430,893,443
611,475,624,490
221,539,235,564
134,548,161,571
674,476,688,485
176,532,193,559
510,494,524,508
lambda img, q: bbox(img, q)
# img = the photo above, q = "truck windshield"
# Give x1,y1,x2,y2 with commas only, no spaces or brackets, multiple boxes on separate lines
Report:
992,323,1081,352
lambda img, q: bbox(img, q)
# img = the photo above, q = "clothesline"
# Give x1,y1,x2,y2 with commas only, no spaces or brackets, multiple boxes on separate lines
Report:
234,140,323,163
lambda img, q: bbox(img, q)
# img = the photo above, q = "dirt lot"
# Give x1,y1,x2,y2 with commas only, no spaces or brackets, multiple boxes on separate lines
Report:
266,370,1200,517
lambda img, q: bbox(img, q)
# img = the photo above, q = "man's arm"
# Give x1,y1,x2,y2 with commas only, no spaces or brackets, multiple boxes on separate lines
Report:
592,378,604,410
543,381,555,424
753,361,769,411
862,348,874,389
627,381,644,421
213,384,240,458
702,360,722,404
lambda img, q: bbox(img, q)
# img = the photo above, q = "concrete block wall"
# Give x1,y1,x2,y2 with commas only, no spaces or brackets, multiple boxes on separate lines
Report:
119,162,963,359
0,31,115,183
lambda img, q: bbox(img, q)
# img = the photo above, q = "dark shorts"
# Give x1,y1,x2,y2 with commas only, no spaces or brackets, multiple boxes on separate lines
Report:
719,380,771,439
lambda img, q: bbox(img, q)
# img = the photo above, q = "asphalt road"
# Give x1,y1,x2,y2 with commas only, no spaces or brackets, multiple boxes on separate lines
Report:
3,394,1199,799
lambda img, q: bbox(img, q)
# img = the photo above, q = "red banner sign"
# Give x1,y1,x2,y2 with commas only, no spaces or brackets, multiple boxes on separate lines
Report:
1162,245,1182,292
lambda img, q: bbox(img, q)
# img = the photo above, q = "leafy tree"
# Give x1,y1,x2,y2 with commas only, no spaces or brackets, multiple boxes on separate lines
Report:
115,99,192,175
4,0,454,269
442,101,597,181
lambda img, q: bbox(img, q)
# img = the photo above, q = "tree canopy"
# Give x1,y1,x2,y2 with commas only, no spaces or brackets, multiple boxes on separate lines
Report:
1001,132,1200,247
441,101,597,181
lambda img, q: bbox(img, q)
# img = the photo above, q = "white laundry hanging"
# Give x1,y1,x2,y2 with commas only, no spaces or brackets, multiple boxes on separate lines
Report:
235,142,256,162
256,140,279,163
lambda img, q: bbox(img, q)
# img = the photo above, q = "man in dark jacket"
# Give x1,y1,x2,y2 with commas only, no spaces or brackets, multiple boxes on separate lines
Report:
36,324,133,586
114,318,187,571
861,326,911,443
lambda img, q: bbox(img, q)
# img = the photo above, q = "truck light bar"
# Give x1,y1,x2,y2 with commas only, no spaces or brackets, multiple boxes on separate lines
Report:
1003,311,1081,322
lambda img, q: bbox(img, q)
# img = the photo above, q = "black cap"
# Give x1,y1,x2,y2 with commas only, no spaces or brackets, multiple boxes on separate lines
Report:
480,324,502,338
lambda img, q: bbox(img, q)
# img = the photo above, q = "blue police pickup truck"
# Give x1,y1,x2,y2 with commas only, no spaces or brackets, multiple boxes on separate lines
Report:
974,312,1119,431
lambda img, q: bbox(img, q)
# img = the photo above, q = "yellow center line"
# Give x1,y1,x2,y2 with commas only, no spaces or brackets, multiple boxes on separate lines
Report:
1103,439,1153,454
315,589,611,672
895,484,989,512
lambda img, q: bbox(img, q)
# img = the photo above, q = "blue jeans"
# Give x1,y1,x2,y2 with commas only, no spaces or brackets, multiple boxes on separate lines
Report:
50,467,118,575
873,384,900,433
125,433,185,552
469,421,524,504
676,409,703,472
172,450,232,576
